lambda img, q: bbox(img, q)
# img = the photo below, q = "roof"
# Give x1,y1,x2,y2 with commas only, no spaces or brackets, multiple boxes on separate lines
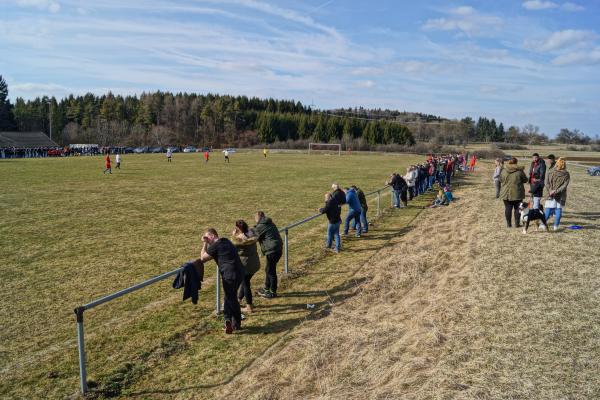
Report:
0,131,59,148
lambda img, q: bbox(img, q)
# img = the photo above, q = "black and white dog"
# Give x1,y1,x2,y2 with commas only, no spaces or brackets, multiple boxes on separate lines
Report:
519,202,548,234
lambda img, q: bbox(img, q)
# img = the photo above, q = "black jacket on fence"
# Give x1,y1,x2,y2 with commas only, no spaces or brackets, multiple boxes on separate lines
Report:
320,198,342,224
172,261,204,304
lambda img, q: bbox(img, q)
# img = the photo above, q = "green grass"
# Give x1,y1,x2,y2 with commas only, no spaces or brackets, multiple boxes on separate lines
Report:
0,151,431,398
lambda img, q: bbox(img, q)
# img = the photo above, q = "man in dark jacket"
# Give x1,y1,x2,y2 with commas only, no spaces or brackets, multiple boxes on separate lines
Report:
254,211,283,299
352,185,369,233
387,173,407,208
331,183,346,206
528,153,547,209
198,228,245,334
319,192,342,252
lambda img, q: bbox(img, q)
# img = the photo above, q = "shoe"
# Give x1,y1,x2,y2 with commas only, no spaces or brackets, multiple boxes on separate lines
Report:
539,225,547,231
260,290,276,299
240,313,246,321
225,320,233,334
355,234,361,238
522,228,527,235
507,224,512,228
256,287,268,295
553,226,559,231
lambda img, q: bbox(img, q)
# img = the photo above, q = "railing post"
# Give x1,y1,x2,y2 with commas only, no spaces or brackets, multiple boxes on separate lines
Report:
284,228,289,274
215,269,221,315
376,190,381,216
74,307,88,395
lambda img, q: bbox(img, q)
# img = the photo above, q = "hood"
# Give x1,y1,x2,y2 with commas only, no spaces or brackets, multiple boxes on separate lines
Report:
257,217,273,226
505,164,524,173
231,233,258,246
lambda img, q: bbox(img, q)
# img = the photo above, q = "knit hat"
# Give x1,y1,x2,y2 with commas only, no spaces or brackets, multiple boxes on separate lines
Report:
555,158,566,170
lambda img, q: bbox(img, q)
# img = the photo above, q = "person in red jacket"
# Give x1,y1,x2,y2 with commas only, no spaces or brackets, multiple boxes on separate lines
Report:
204,150,209,163
469,154,477,172
103,154,112,174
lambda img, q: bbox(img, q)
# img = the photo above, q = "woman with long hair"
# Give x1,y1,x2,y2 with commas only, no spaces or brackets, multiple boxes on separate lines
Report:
231,220,260,313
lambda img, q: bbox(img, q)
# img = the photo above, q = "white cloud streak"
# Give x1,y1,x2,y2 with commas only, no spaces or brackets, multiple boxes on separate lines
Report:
422,6,503,37
14,0,60,13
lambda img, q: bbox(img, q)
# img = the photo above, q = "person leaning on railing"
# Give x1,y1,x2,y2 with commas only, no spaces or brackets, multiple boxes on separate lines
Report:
231,220,260,313
197,228,245,334
319,192,342,253
254,211,283,299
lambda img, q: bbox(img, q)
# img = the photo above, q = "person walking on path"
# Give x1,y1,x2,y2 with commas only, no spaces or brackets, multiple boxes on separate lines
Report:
544,158,570,231
231,220,260,313
254,211,283,299
528,153,546,209
500,157,528,228
198,228,245,334
493,158,503,198
343,186,363,237
115,153,121,170
319,192,342,253
103,154,112,174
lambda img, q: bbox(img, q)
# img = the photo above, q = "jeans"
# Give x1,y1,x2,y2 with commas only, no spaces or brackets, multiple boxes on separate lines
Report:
264,249,282,294
238,272,255,305
503,200,522,227
392,189,401,207
326,221,341,251
344,209,362,236
438,172,445,187
407,186,415,201
544,207,563,227
353,209,369,232
532,197,541,209
428,175,435,189
494,180,501,198
446,171,452,186
222,277,242,327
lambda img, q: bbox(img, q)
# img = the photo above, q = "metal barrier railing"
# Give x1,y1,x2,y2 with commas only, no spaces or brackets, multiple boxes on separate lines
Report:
72,185,393,394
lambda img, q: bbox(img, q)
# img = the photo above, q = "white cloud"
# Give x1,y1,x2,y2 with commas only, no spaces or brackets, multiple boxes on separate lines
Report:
522,1,584,11
527,29,597,52
15,0,60,13
422,6,503,37
522,1,558,10
12,82,70,92
561,2,584,11
552,48,600,66
356,80,375,88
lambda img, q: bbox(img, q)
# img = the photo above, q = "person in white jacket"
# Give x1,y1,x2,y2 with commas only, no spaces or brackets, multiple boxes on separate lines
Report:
404,166,418,201
115,153,121,169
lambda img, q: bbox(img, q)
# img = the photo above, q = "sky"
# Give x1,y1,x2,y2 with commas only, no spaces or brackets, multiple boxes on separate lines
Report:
1,0,599,136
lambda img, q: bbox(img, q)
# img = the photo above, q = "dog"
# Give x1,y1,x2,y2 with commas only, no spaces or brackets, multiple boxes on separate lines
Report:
519,202,547,234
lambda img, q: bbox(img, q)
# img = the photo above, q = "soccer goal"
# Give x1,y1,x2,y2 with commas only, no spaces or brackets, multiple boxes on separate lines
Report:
308,142,342,155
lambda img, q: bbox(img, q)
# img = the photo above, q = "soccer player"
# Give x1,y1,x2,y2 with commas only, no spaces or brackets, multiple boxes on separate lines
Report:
166,148,173,162
204,150,209,163
115,153,121,169
224,149,230,163
103,153,112,174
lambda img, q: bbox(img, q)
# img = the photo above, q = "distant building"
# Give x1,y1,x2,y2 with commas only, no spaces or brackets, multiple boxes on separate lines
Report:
0,131,59,148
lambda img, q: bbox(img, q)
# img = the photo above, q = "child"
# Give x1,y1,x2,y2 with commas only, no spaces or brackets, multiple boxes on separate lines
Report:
429,189,449,208
166,148,173,162
443,185,453,202
204,150,209,163
115,153,121,169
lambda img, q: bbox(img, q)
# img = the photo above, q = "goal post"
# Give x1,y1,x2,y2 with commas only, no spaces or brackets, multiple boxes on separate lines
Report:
308,142,342,156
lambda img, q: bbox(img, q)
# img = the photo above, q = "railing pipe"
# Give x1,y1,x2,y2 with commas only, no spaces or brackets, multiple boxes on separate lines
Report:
284,229,289,274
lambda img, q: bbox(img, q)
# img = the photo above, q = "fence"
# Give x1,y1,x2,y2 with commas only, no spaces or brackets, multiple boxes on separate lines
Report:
72,185,394,395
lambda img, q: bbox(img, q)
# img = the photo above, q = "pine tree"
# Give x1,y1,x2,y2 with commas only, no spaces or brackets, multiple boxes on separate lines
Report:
0,75,16,131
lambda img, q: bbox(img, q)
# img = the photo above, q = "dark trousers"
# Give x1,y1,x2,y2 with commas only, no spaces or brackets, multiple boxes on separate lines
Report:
222,277,242,326
494,180,501,198
400,189,408,206
238,272,255,305
265,249,282,293
503,200,521,227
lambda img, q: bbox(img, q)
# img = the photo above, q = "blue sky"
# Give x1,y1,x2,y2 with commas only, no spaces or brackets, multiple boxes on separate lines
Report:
1,0,599,136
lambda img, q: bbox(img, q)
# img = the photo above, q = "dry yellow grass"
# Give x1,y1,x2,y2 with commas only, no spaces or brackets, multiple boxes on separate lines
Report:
213,162,600,400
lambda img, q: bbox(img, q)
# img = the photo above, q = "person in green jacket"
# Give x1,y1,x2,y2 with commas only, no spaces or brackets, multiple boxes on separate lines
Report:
500,157,528,228
254,211,283,299
231,220,261,313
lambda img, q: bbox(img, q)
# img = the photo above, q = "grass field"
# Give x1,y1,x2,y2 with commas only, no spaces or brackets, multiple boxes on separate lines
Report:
0,151,426,399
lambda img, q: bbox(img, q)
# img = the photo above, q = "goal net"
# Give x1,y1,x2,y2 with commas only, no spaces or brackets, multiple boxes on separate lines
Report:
308,143,342,155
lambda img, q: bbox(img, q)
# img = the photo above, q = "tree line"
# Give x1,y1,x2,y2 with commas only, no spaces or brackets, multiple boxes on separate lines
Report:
1,75,596,148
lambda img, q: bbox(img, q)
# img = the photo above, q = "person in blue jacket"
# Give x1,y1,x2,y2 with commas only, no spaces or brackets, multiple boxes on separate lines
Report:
343,187,363,237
